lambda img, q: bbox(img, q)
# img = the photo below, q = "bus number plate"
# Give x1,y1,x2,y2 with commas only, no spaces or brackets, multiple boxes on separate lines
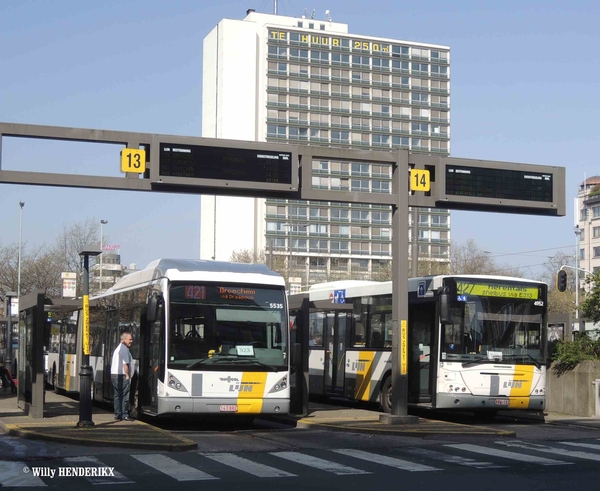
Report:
495,399,509,406
220,405,238,412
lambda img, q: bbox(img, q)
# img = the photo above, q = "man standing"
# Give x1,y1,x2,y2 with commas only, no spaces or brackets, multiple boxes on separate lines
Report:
111,332,133,421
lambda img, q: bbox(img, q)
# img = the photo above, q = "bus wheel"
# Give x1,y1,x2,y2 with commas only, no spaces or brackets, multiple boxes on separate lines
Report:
380,376,392,413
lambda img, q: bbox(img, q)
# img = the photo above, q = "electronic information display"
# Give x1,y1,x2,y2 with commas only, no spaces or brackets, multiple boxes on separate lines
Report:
446,165,553,203
159,143,293,185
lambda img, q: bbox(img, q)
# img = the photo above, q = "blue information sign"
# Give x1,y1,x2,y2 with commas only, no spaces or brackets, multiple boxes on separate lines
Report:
333,290,346,304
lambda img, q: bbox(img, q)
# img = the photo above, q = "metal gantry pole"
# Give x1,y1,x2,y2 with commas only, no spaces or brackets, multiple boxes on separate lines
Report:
380,149,418,425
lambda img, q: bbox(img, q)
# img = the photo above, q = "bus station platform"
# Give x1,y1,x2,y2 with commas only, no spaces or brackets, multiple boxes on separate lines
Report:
2,390,600,451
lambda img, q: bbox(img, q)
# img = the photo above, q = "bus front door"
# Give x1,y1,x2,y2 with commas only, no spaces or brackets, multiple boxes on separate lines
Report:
324,312,349,395
408,304,435,404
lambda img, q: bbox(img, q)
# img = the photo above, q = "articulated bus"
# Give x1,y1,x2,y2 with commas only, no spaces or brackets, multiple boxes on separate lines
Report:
48,259,291,418
289,274,547,417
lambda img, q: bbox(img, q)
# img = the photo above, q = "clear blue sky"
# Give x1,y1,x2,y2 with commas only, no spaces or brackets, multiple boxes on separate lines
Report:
1,0,598,277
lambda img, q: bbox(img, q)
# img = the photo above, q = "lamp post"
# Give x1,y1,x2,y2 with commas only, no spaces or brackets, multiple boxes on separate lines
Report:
99,220,108,292
574,226,582,327
17,202,24,298
4,291,17,370
78,245,101,427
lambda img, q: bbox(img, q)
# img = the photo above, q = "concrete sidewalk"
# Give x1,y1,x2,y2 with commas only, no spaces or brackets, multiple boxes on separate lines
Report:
0,390,197,451
2,390,600,451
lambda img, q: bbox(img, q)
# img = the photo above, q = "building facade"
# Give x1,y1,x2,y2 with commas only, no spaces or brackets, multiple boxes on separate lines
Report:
576,176,600,276
200,10,451,285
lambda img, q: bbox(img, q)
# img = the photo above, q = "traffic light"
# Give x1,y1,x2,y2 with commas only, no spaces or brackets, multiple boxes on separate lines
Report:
557,270,568,292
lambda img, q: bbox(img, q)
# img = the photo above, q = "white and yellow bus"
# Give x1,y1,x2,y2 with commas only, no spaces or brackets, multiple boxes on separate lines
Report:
48,259,291,418
289,275,547,417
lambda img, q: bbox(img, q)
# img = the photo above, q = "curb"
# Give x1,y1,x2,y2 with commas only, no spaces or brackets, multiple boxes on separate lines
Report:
0,420,198,452
293,418,516,437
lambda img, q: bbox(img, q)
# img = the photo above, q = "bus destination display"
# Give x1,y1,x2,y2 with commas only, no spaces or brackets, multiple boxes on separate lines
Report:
159,143,293,185
446,165,553,202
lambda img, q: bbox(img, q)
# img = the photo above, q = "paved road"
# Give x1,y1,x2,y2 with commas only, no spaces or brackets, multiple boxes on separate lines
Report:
3,430,600,489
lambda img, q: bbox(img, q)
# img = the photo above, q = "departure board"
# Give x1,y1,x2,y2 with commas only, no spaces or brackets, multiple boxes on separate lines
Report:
446,165,553,202
159,143,293,185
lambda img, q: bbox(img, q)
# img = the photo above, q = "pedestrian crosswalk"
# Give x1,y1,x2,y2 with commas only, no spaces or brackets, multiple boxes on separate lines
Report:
2,439,600,487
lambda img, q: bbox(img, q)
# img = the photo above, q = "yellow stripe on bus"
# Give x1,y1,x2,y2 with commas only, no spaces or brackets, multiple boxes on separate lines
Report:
354,351,375,402
64,354,70,391
236,372,268,413
508,364,534,409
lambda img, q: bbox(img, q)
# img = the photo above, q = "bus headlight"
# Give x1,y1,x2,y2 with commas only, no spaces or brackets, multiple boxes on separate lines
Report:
168,373,188,393
268,375,288,393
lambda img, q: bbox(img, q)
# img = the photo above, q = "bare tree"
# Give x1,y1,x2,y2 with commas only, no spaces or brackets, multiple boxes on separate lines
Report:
230,249,266,264
450,239,523,277
0,218,103,300
53,218,101,276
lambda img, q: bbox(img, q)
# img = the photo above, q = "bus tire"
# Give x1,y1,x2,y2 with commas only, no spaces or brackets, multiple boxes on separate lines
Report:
380,376,392,413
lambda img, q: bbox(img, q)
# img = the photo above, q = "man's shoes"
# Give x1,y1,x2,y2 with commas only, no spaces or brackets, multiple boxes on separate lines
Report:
123,416,135,421
114,416,122,421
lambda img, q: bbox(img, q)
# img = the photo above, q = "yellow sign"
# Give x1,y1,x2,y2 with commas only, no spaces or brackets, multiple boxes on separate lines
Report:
120,148,146,174
457,281,540,300
410,169,430,192
401,320,408,375
83,295,90,356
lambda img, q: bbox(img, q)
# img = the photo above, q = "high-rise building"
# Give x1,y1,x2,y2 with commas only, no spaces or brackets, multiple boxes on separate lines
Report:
201,10,450,285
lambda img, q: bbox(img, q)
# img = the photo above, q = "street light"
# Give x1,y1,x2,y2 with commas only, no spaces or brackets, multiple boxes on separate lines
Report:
574,226,582,326
99,220,108,292
17,202,24,298
78,245,101,428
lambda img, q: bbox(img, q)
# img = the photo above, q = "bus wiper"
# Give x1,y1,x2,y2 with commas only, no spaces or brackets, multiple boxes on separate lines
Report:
461,358,491,367
186,357,278,372
226,358,279,372
502,354,542,369
186,357,237,369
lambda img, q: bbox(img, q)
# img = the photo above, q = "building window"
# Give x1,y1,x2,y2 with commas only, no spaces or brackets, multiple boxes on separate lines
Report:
331,258,348,270
292,239,307,251
351,259,369,271
431,215,448,226
290,205,308,218
266,222,287,232
331,209,349,221
331,241,349,253
309,257,327,270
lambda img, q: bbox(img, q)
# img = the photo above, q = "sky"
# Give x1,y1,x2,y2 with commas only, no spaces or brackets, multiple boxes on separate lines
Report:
1,0,598,278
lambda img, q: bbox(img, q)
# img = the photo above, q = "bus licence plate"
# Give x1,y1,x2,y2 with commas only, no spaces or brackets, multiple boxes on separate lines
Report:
495,399,509,406
219,405,238,412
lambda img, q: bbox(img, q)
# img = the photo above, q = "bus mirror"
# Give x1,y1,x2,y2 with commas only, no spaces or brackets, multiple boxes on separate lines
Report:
439,291,451,324
147,292,163,323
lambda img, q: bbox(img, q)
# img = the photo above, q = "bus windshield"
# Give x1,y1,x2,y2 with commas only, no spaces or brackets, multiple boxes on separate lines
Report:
167,283,288,371
441,280,545,366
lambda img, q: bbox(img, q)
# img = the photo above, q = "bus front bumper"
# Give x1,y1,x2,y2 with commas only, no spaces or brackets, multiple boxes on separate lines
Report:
157,397,290,416
436,393,545,411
